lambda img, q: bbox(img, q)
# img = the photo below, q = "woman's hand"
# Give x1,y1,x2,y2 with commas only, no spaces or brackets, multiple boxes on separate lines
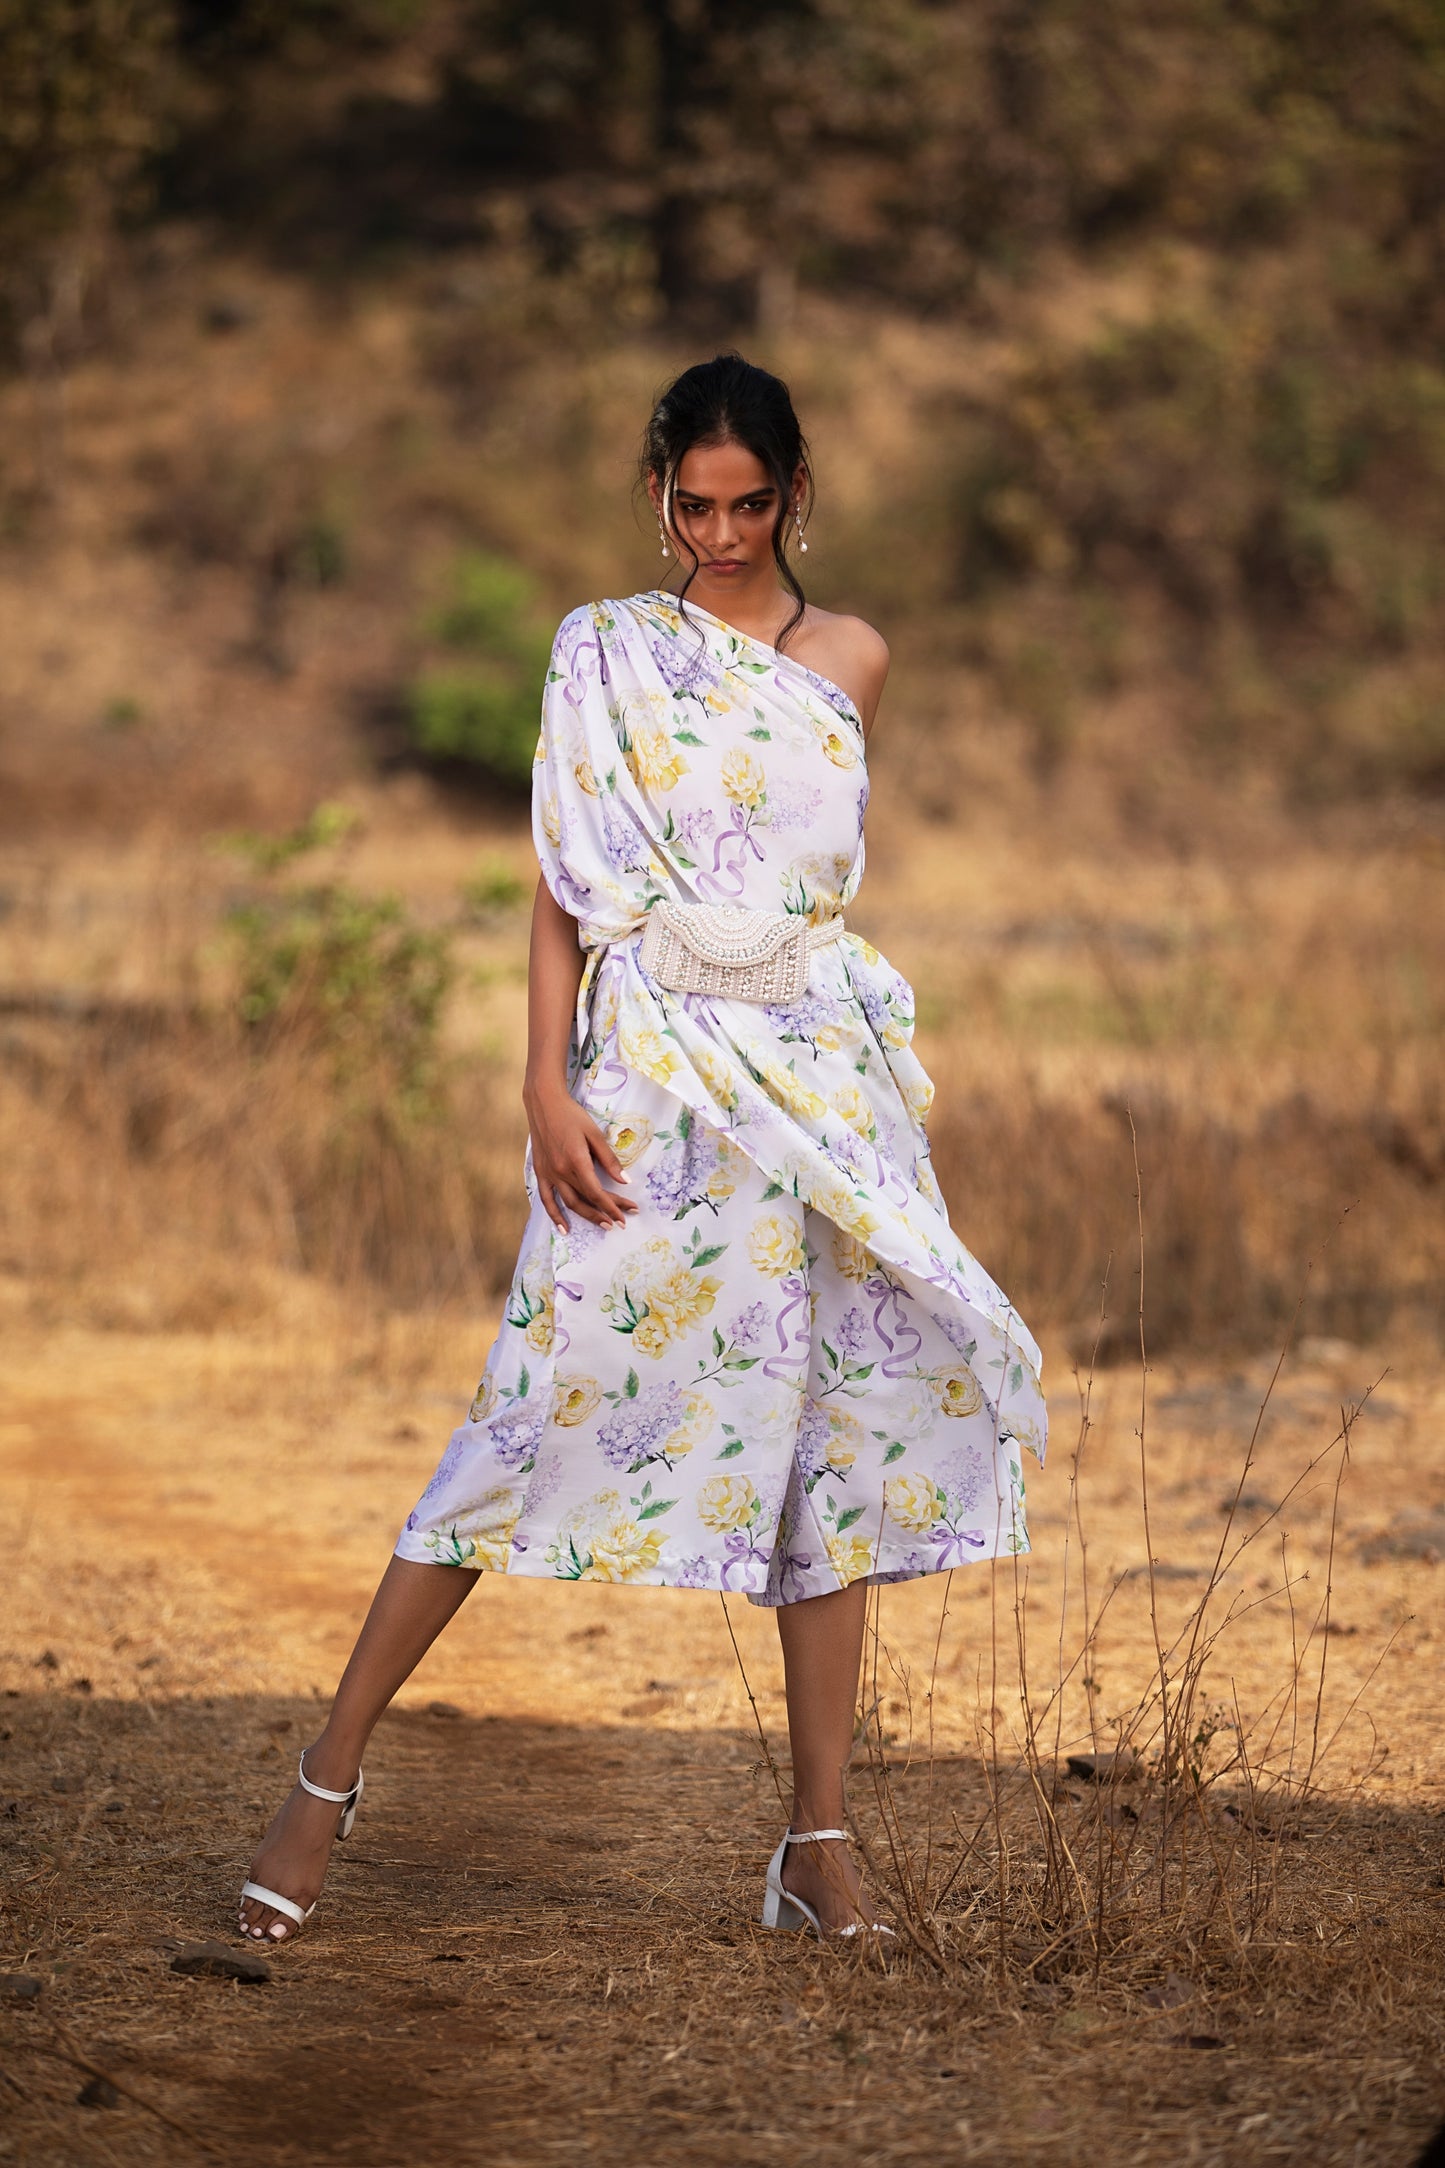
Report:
524,1075,638,1233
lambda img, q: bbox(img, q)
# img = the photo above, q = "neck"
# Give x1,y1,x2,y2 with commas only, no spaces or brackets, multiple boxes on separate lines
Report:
666,570,798,649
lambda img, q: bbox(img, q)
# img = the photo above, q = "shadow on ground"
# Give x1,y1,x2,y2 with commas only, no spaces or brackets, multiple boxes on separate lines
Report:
2,1692,1442,2166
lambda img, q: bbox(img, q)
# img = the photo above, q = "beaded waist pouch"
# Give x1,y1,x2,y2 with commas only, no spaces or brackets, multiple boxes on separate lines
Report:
638,901,845,1004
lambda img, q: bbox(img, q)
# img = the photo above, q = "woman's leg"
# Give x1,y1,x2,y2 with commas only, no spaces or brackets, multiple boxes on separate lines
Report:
239,1556,478,1940
774,1579,883,1931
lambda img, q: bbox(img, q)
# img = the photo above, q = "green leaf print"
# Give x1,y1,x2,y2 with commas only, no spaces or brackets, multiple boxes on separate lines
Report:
882,1441,905,1464
1010,1362,1025,1394
674,729,705,746
516,1364,530,1397
835,1505,866,1533
716,1439,745,1458
747,725,770,739
637,1497,676,1521
624,1368,639,1399
689,1243,726,1269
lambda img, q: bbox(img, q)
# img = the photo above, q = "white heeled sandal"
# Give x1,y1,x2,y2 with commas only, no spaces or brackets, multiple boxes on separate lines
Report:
238,1752,364,1940
761,1827,896,1941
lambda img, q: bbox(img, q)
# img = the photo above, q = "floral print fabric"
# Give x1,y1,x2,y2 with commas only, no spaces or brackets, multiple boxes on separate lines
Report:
397,591,1046,1603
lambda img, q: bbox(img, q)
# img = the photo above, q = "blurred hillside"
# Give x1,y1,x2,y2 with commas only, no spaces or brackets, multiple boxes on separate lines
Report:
3,0,1445,832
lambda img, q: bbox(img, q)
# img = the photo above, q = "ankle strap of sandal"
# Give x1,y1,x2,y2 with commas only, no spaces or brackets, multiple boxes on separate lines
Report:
785,1827,848,1843
297,1752,361,1804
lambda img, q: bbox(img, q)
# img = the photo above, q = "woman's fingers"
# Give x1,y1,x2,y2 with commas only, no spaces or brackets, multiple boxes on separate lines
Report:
579,1121,638,1214
565,1149,631,1226
553,1177,615,1230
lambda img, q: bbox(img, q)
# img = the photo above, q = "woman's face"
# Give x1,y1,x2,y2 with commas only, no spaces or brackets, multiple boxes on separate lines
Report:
650,439,804,598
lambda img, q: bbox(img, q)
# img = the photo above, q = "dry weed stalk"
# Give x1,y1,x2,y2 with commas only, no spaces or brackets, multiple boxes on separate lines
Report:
719,1136,1391,1997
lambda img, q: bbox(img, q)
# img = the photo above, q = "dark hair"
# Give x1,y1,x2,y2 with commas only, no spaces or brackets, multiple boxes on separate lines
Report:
639,352,812,647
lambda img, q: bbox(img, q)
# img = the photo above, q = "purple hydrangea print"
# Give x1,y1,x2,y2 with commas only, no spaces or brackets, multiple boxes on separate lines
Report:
601,801,648,872
649,633,720,699
833,1306,869,1359
765,782,823,835
727,1301,768,1348
673,1556,714,1589
493,1404,547,1470
417,1428,468,1506
794,1401,831,1482
674,806,717,855
597,1380,686,1470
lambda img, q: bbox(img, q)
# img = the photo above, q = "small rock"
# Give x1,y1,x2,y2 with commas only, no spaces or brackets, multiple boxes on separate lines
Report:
77,2075,121,2108
170,1941,271,1984
1143,1971,1195,2010
427,1699,463,1719
69,1676,93,1695
0,1973,43,2002
1180,2033,1225,2050
103,1799,126,1814
34,1650,58,1671
51,1775,83,1794
1065,1751,1140,1784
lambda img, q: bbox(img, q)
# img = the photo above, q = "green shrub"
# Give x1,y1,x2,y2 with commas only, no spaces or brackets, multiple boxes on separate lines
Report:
229,884,452,1112
405,551,552,789
223,805,451,1114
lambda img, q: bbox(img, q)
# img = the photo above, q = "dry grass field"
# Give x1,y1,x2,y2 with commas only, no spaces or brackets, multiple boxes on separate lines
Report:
3,782,1444,2166
3,231,1445,2167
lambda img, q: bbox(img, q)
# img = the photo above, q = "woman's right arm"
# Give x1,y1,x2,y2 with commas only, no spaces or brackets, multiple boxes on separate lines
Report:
522,877,638,1233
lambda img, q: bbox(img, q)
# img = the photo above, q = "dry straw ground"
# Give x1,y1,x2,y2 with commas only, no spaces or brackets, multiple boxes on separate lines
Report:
3,794,1444,2165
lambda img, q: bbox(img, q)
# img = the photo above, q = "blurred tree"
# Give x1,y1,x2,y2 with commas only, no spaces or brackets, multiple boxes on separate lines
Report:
0,0,175,367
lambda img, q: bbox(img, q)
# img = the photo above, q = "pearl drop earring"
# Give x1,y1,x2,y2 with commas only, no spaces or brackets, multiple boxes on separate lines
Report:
658,520,669,559
793,503,808,553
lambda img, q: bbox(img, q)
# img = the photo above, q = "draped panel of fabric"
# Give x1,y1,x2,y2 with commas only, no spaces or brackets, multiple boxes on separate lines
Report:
397,592,1046,1603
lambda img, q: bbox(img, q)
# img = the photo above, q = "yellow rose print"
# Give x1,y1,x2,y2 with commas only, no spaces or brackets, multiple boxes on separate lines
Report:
619,1020,680,1082
631,1315,670,1359
627,726,689,794
826,1408,863,1470
585,1514,666,1582
884,1474,941,1533
825,1531,875,1584
665,1391,715,1459
552,1376,602,1427
720,747,767,807
747,1214,805,1277
524,1294,555,1354
648,1265,722,1336
606,1115,655,1167
455,1488,522,1572
697,1473,758,1532
540,796,562,848
936,1368,985,1419
692,1045,739,1111
468,1374,499,1424
574,758,600,796
830,1083,876,1138
902,1078,935,1123
830,1227,873,1281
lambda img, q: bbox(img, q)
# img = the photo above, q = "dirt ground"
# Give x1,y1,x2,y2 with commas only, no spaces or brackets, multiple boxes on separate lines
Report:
3,1299,1444,2167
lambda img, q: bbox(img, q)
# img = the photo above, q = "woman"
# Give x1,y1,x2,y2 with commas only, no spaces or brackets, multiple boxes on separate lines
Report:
238,354,1046,1945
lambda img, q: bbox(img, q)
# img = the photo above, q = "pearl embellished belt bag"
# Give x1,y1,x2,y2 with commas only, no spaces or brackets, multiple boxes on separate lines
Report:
638,901,845,1004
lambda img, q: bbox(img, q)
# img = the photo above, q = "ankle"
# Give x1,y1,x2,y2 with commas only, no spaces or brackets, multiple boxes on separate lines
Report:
790,1803,847,1836
301,1731,363,1790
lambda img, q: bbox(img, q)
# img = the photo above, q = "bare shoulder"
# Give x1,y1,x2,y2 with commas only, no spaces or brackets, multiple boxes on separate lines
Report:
793,607,891,732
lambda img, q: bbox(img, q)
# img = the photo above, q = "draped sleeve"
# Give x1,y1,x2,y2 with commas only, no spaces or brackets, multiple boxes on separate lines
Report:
531,603,679,949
